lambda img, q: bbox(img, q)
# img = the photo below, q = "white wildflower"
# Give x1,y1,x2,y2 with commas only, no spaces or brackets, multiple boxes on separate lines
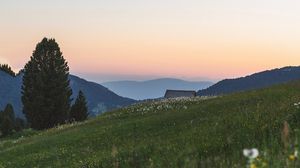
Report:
294,102,300,108
243,148,259,159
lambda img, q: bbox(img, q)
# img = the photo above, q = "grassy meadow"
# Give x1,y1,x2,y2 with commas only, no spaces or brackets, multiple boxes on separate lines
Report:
1,81,300,167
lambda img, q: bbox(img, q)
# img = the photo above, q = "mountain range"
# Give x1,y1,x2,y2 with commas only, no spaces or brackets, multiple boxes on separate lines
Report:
0,71,136,118
198,66,300,96
102,78,213,100
3,65,300,119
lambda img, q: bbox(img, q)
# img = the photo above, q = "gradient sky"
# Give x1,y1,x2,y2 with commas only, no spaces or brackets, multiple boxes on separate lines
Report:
1,0,300,82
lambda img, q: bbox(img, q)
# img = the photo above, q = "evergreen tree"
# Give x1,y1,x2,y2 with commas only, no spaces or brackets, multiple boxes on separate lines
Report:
0,104,16,137
3,104,15,122
70,91,88,122
14,118,25,132
0,116,14,137
0,64,15,76
21,38,72,130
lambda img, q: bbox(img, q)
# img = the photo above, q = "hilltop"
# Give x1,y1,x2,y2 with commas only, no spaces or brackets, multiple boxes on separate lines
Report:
198,66,300,96
1,80,300,167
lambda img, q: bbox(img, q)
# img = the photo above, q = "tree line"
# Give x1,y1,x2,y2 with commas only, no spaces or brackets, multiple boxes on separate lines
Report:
0,104,25,137
0,64,16,77
0,38,89,136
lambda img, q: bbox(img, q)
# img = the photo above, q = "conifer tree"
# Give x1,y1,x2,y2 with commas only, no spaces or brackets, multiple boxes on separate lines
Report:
70,91,88,122
3,104,15,122
0,104,16,137
0,116,14,137
21,38,72,130
14,118,25,132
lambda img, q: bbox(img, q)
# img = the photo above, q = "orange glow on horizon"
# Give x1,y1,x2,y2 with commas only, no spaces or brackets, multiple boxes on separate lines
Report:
1,0,300,82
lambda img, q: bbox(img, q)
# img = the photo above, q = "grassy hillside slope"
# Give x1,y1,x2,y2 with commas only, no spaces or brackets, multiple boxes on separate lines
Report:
1,81,300,167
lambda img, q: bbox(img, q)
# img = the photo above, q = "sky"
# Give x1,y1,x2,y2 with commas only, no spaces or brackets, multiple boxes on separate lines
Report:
1,0,300,83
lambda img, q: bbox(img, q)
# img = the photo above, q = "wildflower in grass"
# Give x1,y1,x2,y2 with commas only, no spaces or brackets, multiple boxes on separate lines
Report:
289,155,296,161
243,148,259,159
294,102,300,109
243,148,259,168
294,102,300,107
289,150,298,161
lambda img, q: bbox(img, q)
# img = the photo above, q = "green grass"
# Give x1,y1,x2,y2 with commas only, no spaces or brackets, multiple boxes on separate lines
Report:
1,81,300,167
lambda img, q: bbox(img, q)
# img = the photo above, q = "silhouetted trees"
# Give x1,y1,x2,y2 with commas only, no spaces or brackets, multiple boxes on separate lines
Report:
0,64,15,77
70,91,88,122
17,69,25,76
21,38,72,130
14,118,25,132
0,104,15,136
0,104,25,137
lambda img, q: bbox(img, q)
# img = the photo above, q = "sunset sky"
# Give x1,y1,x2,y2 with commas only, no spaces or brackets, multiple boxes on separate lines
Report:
1,0,300,82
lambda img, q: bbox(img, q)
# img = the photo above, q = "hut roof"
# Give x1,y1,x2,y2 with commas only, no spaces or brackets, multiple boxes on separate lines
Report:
164,90,196,98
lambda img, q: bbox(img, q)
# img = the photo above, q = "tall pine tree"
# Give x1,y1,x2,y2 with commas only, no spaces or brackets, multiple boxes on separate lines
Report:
70,91,88,122
21,38,72,130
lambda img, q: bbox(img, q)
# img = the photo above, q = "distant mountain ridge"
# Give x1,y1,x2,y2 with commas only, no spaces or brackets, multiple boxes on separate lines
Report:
102,78,213,100
198,66,300,96
0,71,136,118
69,75,135,116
